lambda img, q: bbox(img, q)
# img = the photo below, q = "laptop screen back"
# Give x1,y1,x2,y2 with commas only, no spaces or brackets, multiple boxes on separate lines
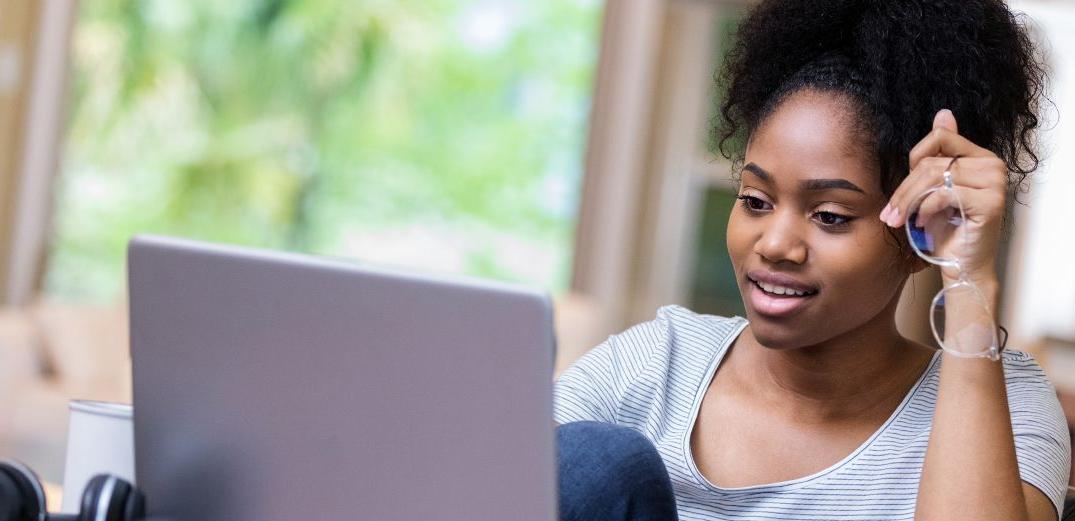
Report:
128,235,556,520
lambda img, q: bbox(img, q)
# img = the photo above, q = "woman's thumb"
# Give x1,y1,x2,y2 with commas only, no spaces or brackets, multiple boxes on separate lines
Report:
933,108,958,133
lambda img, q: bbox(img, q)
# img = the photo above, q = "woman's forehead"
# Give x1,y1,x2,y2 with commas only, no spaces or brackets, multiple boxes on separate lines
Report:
745,90,881,194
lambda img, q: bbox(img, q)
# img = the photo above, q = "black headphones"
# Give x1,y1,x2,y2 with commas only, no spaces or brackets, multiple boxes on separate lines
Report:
0,459,145,521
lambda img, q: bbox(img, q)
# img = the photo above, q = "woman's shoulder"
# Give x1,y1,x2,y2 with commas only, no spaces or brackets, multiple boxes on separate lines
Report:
996,350,1066,411
602,306,746,380
642,304,747,354
553,306,745,424
926,349,1068,437
1000,348,1049,370
997,350,1072,515
653,303,745,326
928,349,1053,382
585,305,746,376
926,349,1059,400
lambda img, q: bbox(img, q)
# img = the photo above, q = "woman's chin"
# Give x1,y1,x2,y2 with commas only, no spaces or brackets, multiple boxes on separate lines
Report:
747,323,809,350
743,307,823,350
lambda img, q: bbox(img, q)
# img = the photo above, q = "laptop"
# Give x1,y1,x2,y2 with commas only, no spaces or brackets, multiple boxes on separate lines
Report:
127,235,557,520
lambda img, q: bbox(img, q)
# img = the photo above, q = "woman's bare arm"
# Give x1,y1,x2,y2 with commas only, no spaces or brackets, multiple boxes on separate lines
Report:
885,110,1059,521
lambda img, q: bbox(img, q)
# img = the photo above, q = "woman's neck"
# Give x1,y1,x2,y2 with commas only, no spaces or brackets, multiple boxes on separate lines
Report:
729,312,936,425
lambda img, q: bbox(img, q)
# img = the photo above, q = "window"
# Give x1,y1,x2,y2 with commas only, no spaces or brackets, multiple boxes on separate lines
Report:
686,6,747,319
570,0,750,330
47,0,603,300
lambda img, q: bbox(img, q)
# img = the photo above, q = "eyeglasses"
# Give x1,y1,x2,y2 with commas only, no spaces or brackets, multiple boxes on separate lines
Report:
905,156,1003,361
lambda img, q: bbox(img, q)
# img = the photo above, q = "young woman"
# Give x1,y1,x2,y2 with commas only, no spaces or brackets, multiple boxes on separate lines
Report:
553,1,1071,520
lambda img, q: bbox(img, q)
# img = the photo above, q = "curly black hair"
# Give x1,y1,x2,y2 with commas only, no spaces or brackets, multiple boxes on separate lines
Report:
715,0,1048,198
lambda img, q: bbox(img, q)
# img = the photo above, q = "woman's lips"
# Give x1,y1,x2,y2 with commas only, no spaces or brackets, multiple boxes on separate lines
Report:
746,269,818,294
747,279,816,318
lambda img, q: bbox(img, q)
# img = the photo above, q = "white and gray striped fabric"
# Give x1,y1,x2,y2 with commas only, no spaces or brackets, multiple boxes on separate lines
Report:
554,305,1072,520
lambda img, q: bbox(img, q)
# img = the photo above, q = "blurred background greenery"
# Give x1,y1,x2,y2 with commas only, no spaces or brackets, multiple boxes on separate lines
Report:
47,0,602,300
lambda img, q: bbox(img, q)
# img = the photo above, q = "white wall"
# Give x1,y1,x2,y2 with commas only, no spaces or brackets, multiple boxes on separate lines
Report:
1006,1,1075,346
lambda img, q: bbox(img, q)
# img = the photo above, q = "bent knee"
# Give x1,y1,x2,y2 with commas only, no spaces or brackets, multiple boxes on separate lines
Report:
558,421,656,454
556,422,676,518
556,421,668,481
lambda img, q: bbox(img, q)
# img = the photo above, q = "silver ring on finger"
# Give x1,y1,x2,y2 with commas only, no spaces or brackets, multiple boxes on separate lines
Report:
942,156,959,189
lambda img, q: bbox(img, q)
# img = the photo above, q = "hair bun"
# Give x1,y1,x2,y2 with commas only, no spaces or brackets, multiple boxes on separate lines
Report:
717,0,1046,195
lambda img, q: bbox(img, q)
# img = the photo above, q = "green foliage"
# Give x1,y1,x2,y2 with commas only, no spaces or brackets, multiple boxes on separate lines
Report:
689,187,745,318
48,0,601,300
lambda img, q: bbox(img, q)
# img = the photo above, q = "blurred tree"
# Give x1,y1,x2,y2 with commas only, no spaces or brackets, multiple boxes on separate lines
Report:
48,0,601,299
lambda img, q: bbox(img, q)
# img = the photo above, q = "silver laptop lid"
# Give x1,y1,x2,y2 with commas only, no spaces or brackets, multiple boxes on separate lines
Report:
128,235,556,520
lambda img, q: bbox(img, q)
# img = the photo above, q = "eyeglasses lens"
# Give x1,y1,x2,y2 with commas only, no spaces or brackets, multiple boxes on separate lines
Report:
906,187,966,266
930,283,999,358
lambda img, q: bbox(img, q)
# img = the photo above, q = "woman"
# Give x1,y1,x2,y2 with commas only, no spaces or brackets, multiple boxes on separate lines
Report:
554,1,1071,520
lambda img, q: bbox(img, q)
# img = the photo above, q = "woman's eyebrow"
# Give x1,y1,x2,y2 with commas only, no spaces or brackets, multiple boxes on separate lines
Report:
801,178,866,194
742,162,771,181
743,162,865,194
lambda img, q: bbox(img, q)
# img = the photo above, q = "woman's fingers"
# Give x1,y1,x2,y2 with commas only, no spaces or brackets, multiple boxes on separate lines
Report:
888,111,1006,284
885,157,954,226
911,187,954,229
908,126,992,171
883,156,1007,228
911,185,1003,230
883,109,1008,229
933,109,959,135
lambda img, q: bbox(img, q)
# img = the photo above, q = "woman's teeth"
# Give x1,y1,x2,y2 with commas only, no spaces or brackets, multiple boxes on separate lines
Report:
755,280,813,297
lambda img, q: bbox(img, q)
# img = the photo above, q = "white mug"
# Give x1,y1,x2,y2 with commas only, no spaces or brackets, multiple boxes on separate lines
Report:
60,400,135,513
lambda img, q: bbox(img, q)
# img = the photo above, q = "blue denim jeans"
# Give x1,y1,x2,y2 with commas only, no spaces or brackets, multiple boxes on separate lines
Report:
557,421,679,521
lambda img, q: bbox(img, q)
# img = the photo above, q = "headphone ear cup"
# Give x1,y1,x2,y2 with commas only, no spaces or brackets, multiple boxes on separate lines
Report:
79,475,110,521
0,466,29,521
79,474,143,521
0,461,46,521
122,483,146,521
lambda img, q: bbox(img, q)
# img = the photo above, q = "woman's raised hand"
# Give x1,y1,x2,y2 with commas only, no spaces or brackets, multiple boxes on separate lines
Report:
880,109,1008,288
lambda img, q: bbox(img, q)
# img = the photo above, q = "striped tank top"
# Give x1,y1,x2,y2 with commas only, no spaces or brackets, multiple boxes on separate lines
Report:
553,305,1071,520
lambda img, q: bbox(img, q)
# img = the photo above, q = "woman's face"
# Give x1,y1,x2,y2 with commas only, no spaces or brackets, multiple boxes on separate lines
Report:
727,90,910,349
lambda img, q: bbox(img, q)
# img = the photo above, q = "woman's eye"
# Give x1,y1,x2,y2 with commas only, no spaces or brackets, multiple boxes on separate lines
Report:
736,195,770,212
737,196,854,229
814,211,853,228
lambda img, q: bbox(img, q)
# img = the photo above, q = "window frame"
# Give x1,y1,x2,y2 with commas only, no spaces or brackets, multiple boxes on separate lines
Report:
0,0,76,307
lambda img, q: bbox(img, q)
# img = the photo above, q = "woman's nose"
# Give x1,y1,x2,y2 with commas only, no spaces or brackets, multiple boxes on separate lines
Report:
754,216,808,265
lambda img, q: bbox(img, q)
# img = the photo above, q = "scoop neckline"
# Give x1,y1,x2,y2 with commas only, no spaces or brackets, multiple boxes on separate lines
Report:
681,317,942,493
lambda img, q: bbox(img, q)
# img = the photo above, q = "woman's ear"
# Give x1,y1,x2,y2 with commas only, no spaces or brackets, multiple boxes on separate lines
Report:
884,227,928,275
905,251,931,275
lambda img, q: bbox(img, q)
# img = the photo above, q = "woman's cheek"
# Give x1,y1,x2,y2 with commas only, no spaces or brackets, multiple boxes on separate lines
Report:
725,212,752,271
831,241,907,303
